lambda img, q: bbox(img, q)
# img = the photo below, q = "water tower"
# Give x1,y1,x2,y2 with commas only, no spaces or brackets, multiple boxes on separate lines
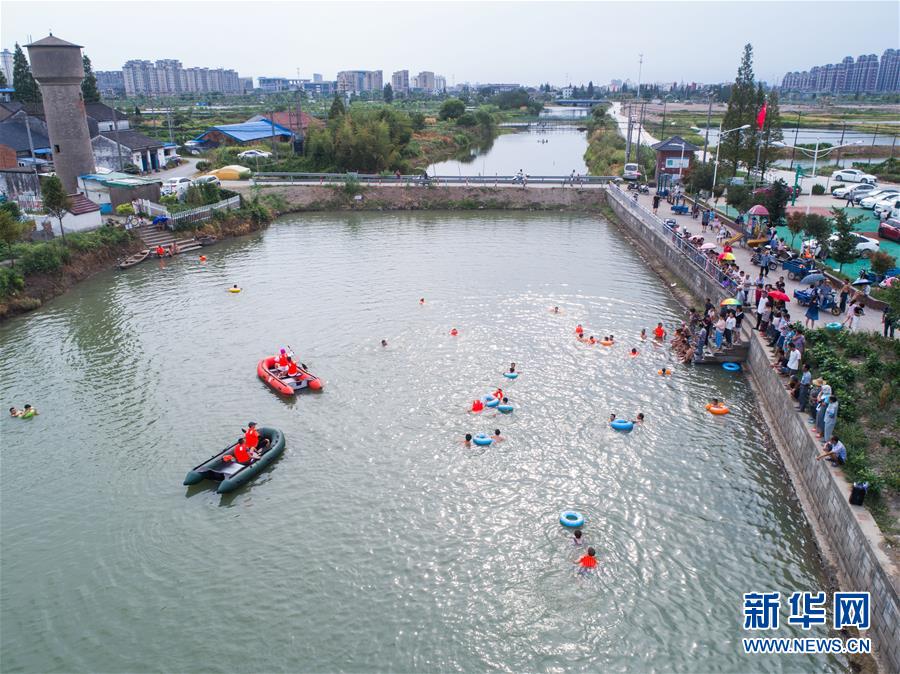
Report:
26,35,96,193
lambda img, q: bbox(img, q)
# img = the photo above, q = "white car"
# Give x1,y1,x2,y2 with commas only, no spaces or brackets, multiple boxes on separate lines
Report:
832,168,877,185
622,162,641,181
161,176,192,196
859,189,899,209
237,149,272,160
873,195,900,219
832,183,875,199
804,233,880,259
191,174,221,187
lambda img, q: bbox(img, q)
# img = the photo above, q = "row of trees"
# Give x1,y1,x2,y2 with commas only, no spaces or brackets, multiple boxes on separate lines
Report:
6,43,101,104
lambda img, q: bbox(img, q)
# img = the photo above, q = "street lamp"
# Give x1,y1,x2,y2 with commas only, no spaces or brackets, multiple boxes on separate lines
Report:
773,139,864,214
711,123,752,192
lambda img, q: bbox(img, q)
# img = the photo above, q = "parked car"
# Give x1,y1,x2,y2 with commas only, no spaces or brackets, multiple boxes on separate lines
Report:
859,189,899,209
804,232,880,259
832,183,875,199
161,176,192,196
237,149,272,160
873,196,900,219
877,218,900,242
832,168,877,185
192,174,221,187
621,162,641,181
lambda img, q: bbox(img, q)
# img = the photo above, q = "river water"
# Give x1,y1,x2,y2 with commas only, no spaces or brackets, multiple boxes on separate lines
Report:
1,201,844,672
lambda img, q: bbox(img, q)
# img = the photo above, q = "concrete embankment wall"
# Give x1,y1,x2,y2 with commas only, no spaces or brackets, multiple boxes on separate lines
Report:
605,187,899,673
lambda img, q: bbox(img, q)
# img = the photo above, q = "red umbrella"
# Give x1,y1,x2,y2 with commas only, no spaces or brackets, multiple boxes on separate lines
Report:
768,290,790,302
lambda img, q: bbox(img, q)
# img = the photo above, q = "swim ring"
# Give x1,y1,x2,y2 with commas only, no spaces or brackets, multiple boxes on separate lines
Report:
504,372,519,379
825,322,843,331
21,410,35,419
722,362,741,372
600,340,613,346
610,419,634,431
228,287,241,293
705,404,730,415
483,396,500,408
473,433,493,446
559,511,584,528
658,369,672,376
497,404,514,413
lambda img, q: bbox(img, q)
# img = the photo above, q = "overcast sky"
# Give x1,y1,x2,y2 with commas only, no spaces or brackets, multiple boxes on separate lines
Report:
3,1,898,85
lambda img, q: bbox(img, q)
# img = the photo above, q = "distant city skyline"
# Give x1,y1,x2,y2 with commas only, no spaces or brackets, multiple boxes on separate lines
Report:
2,1,898,87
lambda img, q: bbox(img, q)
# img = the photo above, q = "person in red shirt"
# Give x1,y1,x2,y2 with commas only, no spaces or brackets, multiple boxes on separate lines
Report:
243,422,259,449
577,547,597,573
653,322,667,340
275,348,289,370
285,357,300,377
233,441,252,465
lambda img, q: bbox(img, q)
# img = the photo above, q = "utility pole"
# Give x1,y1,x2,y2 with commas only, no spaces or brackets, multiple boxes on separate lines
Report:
625,103,633,162
868,124,878,166
165,99,174,144
789,111,801,170
636,53,643,102
702,92,712,163
270,110,278,159
835,121,846,166
635,102,646,169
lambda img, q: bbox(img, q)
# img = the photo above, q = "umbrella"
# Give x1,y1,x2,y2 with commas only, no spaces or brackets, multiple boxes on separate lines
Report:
800,273,826,285
700,243,717,250
719,252,736,261
768,290,790,302
721,298,742,306
852,279,872,286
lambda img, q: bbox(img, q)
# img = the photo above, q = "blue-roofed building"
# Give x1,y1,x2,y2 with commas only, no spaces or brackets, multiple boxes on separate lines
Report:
194,120,294,147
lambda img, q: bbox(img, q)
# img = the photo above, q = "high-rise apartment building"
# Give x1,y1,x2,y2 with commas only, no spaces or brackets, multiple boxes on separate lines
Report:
391,70,409,94
781,50,900,93
876,49,899,94
0,48,13,84
95,70,125,96
416,71,435,92
337,70,383,94
121,59,241,96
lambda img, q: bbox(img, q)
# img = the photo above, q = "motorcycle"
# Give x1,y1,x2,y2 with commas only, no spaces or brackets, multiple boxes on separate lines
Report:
750,249,779,271
638,183,650,194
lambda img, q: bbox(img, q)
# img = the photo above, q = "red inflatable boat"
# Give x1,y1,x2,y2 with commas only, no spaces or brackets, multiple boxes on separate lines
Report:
257,356,323,395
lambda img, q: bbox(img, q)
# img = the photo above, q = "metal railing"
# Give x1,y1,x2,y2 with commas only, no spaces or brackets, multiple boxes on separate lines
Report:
253,172,617,186
607,185,738,294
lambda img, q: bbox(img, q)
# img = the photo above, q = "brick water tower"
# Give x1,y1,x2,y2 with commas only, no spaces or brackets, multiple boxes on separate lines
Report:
26,35,95,193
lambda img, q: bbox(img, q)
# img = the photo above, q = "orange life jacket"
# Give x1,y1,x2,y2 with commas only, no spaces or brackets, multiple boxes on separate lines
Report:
287,361,299,376
234,444,250,464
244,428,259,449
277,354,288,367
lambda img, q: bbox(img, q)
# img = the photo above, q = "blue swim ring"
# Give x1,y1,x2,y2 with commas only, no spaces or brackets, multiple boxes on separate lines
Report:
497,404,514,413
722,362,741,372
504,372,519,379
560,510,584,528
825,322,843,331
473,433,493,446
483,396,500,408
610,419,634,431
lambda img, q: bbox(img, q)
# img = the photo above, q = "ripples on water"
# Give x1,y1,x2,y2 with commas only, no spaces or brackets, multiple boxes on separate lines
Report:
0,212,844,672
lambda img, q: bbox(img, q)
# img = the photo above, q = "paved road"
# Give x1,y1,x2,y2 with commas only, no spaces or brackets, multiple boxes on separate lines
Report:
630,188,891,336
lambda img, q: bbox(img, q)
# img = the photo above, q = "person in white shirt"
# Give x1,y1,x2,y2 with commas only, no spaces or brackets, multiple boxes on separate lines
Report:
782,344,802,376
724,313,737,345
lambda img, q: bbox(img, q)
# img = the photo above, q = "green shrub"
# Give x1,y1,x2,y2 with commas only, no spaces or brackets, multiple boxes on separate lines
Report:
196,160,212,172
0,266,24,298
811,183,826,195
115,203,134,216
456,113,478,127
19,242,68,275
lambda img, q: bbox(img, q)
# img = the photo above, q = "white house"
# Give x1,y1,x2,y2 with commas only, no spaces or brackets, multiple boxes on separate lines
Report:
92,129,174,172
39,193,102,236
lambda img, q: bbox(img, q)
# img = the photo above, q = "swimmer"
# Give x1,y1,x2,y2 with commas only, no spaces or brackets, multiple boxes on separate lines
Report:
419,298,425,304
22,404,37,416
492,429,505,442
575,324,584,335
609,413,617,422
640,328,647,340
653,322,667,340
198,255,207,262
9,407,22,417
552,306,560,314
576,547,597,572
381,339,388,347
450,328,459,336
471,400,484,413
573,529,584,546
634,413,645,424
509,362,517,373
630,348,638,356
230,284,240,292
588,335,597,345
461,433,472,448
609,334,615,343
658,367,672,376
710,398,720,406
493,388,504,400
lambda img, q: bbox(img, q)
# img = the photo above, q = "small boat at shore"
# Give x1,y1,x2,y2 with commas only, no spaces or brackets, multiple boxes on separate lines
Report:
257,356,323,395
118,249,150,269
183,427,285,493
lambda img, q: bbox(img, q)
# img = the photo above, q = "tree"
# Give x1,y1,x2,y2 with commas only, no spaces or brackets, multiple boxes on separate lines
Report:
721,44,756,176
758,89,783,175
81,54,101,102
829,207,864,271
801,213,832,260
757,178,790,224
12,43,41,104
41,175,71,242
383,83,393,104
684,161,715,193
725,184,753,213
439,98,466,120
0,69,6,88
786,211,805,247
870,251,896,277
328,95,345,119
587,81,595,98
0,209,26,267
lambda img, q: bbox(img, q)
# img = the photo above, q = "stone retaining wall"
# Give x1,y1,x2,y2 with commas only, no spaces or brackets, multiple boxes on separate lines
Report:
605,186,899,673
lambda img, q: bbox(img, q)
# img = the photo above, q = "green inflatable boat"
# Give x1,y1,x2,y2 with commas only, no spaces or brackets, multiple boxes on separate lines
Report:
183,427,285,494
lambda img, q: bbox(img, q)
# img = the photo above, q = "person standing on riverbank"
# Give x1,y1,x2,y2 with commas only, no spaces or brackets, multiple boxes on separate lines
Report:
821,397,839,442
797,364,812,411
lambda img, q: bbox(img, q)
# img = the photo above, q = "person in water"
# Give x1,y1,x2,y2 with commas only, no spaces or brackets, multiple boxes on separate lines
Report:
552,306,560,314
462,433,472,448
419,298,425,305
576,547,597,572
630,348,638,356
9,406,22,417
493,387,504,400
609,413,617,422
634,413,645,423
231,284,240,291
640,328,647,340
492,429,505,442
654,322,667,340
508,362,517,373
588,335,597,345
609,334,615,343
22,404,37,416
575,324,584,335
573,529,584,546
381,339,388,347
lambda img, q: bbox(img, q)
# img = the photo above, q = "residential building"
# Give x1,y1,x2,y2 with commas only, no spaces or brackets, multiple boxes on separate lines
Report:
122,59,241,95
239,77,253,94
91,129,170,172
391,70,409,95
434,75,446,93
781,50,900,93
337,70,382,93
95,70,125,97
78,172,162,212
258,76,290,93
84,102,129,133
416,71,435,92
313,73,323,83
0,48,13,84
876,49,899,94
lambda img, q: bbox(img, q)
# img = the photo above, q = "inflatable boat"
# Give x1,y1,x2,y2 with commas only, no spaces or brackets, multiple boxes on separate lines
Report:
183,427,285,493
257,356,323,395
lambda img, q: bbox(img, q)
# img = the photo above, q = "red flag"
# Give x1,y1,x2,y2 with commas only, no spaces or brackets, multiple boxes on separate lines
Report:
756,100,767,130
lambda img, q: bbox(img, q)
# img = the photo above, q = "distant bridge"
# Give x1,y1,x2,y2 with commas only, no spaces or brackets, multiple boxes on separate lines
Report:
251,172,617,187
554,99,607,107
